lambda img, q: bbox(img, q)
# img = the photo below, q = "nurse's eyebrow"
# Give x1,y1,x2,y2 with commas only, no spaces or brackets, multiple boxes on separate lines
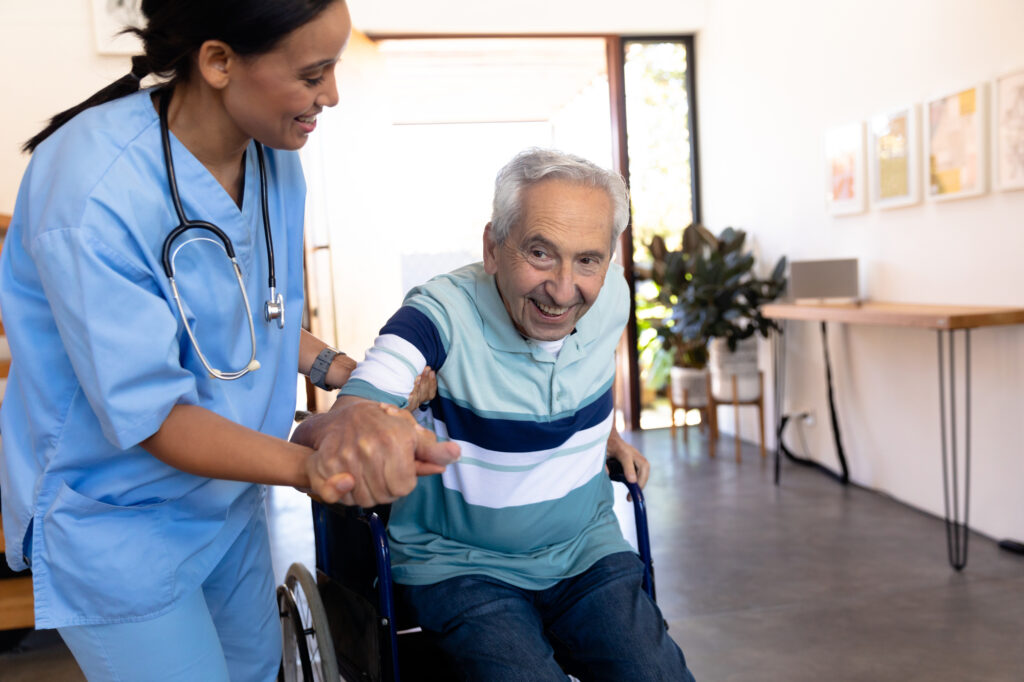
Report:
299,57,339,73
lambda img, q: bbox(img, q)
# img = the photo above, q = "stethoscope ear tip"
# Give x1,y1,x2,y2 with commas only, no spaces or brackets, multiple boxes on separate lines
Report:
248,359,261,371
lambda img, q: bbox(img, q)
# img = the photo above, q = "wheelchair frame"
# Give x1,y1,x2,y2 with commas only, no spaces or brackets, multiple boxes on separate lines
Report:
280,463,655,682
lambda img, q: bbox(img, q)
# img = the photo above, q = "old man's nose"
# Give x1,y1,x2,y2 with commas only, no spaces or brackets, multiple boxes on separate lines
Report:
545,267,578,304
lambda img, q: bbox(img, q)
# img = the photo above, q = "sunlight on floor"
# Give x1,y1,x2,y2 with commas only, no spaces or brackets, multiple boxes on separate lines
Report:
640,397,703,431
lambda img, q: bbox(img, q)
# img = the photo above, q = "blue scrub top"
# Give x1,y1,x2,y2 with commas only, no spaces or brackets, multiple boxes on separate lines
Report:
0,89,306,628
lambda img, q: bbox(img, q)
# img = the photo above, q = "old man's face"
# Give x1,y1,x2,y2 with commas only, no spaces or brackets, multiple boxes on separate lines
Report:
484,178,614,342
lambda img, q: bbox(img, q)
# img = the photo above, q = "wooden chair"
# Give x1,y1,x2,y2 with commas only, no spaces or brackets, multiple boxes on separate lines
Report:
706,371,766,462
668,387,708,442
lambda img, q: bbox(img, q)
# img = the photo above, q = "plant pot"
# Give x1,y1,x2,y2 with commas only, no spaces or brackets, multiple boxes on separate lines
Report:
708,337,760,402
669,366,708,407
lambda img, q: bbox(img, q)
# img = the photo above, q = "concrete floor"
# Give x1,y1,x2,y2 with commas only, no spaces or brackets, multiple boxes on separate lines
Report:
2,427,1023,681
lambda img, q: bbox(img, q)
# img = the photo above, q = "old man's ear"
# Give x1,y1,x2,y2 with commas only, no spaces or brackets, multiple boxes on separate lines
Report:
483,222,499,275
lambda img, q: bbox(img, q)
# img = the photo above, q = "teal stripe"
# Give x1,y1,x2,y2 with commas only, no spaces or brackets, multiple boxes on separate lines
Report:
456,434,608,472
378,346,419,378
338,378,407,408
437,374,615,422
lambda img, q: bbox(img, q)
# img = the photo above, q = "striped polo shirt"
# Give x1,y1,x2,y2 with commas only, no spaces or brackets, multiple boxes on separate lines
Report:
339,262,632,589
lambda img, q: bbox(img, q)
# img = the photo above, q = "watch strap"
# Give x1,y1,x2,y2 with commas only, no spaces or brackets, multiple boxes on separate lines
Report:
310,347,343,390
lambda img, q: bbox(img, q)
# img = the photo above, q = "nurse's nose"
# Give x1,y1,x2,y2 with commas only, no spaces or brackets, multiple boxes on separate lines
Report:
319,68,340,109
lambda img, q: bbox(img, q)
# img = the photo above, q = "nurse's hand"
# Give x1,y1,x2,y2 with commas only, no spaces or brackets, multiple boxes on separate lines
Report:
292,396,460,507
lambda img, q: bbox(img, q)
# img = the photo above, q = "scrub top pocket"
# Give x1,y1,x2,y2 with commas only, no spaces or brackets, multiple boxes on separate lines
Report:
43,480,177,623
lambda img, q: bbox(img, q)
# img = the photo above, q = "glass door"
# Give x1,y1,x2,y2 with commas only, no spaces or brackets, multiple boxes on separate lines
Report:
620,38,699,429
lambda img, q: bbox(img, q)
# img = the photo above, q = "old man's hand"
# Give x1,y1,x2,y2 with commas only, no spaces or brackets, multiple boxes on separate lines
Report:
293,396,460,507
606,427,649,500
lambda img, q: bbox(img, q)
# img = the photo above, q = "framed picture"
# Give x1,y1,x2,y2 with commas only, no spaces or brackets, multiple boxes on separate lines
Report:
824,122,866,216
92,0,144,55
994,70,1024,192
924,84,987,201
868,105,920,209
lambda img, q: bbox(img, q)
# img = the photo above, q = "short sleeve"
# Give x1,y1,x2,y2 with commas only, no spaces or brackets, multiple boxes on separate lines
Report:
30,225,197,450
340,305,449,409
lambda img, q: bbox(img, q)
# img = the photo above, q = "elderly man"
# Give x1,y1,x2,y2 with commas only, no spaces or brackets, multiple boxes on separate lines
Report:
336,148,695,681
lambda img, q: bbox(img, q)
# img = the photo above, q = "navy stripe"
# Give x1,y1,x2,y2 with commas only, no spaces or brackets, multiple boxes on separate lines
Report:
380,306,447,371
435,387,613,452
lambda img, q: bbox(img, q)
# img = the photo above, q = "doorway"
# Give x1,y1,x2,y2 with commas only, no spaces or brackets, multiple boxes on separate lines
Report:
301,34,698,428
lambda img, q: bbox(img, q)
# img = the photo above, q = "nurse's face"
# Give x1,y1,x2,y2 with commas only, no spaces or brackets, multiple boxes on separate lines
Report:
223,1,352,150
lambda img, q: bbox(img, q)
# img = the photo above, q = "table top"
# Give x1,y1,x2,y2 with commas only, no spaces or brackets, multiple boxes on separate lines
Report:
762,301,1024,330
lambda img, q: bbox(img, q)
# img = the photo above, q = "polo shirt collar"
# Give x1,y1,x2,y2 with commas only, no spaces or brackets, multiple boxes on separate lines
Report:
473,271,598,361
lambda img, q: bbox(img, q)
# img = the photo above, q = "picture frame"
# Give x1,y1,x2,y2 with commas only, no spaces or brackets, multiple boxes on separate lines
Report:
824,121,866,216
994,70,1024,192
924,83,988,201
868,105,920,209
91,0,144,56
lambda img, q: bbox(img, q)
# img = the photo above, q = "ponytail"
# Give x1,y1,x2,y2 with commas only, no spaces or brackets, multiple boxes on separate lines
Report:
22,55,152,154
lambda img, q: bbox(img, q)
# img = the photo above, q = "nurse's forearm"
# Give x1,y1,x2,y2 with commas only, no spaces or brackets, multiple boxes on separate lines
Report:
140,404,312,488
299,328,356,389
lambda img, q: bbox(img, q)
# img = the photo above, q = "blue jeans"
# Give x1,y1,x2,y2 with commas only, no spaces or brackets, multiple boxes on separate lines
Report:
399,551,695,682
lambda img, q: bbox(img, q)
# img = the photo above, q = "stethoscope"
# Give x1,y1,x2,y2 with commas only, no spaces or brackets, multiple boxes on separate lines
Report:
158,89,284,381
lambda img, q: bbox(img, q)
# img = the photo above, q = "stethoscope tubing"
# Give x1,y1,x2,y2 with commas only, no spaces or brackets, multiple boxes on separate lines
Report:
157,88,281,380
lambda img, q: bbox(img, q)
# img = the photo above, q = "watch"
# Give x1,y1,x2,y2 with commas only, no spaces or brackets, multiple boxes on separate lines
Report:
310,347,344,390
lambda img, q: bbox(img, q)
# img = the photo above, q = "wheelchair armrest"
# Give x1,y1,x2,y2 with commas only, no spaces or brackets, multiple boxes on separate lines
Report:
606,458,643,506
606,458,656,602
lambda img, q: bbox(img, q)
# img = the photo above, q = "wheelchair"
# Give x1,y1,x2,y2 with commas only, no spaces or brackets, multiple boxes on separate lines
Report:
277,459,656,682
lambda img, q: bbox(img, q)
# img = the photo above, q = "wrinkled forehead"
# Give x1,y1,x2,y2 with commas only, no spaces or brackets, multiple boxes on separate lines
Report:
513,179,615,251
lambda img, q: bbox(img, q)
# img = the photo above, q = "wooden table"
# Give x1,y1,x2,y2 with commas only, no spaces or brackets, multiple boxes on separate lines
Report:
763,301,1024,571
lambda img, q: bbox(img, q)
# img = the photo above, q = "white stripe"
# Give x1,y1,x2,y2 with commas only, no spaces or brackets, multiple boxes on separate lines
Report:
374,334,428,370
432,412,614,468
439,436,609,508
349,334,426,397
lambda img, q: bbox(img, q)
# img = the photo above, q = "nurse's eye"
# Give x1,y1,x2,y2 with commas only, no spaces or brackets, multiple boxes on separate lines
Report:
303,72,326,86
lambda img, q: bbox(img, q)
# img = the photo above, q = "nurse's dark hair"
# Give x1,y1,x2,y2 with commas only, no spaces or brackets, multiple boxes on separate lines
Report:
22,0,341,153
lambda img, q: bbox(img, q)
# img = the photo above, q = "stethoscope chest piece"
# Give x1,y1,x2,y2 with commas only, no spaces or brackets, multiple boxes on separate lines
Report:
265,289,285,329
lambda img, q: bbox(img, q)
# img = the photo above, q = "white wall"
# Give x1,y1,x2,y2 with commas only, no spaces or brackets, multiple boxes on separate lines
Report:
697,0,1024,541
0,2,130,213
345,0,707,35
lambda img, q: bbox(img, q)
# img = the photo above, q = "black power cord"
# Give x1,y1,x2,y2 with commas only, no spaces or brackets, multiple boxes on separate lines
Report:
998,539,1024,555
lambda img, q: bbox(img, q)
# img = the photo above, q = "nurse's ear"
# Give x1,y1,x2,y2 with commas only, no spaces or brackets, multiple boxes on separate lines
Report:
196,40,236,90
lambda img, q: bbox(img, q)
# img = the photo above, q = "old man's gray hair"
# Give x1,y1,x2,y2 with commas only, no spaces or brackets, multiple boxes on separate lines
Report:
490,148,630,250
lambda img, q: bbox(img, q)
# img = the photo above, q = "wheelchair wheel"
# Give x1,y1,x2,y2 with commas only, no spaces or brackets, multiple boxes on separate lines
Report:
279,562,341,682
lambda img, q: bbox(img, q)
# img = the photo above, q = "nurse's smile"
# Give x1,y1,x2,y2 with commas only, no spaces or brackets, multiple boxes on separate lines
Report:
295,112,318,134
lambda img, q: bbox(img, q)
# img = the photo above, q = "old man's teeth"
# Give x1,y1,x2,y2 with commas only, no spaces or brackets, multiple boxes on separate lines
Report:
536,302,567,315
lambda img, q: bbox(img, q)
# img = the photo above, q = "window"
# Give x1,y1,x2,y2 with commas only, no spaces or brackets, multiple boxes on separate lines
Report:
620,37,699,429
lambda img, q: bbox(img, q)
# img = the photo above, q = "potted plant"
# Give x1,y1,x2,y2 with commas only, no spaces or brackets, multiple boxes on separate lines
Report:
647,223,787,404
644,222,718,409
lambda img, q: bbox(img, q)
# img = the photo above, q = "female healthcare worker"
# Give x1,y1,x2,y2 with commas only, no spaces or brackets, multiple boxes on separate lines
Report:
0,1,457,679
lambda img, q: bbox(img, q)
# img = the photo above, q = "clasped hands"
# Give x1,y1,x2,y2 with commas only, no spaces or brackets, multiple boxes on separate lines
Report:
291,392,460,508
